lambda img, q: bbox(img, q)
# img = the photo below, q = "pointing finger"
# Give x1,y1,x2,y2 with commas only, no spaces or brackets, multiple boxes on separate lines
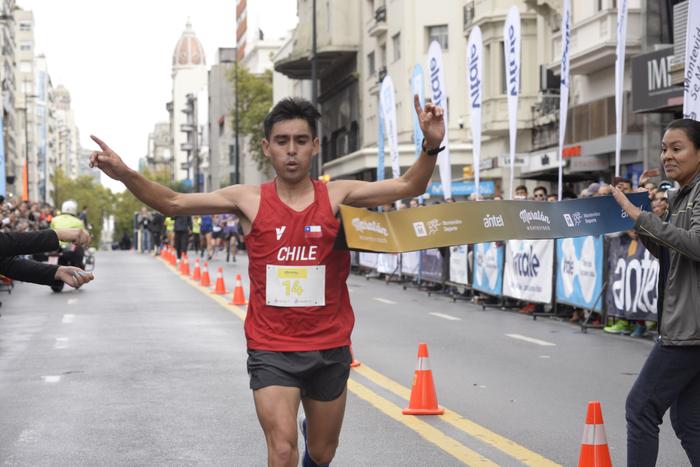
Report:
90,135,111,152
413,94,422,117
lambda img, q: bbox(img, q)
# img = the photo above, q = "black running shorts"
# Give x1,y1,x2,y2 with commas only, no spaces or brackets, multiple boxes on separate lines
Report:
247,346,351,401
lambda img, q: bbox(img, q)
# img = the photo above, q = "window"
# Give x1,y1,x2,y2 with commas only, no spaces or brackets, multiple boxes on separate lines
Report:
367,51,375,76
19,42,31,52
19,21,31,32
392,33,401,61
21,81,32,94
379,44,387,68
427,25,448,50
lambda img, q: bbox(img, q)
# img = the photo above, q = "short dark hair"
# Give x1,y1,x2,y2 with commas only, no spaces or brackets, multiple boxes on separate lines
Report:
533,186,547,195
666,118,700,150
515,185,528,192
613,176,631,186
263,97,321,139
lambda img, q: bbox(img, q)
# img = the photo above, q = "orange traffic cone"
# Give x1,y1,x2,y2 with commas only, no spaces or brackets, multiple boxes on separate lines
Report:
212,267,228,294
200,261,211,287
180,254,190,276
350,346,361,368
578,401,612,467
170,249,177,266
230,274,247,305
402,343,444,415
191,258,201,281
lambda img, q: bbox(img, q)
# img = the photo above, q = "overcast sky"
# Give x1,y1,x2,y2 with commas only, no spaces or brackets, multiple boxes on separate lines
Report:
20,0,298,192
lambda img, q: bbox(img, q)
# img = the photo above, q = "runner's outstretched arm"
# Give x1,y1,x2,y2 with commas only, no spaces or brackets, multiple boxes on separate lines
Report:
88,135,245,216
333,95,445,208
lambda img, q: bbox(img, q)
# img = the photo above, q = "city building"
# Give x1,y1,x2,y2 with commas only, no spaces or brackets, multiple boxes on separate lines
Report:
53,85,80,180
0,0,17,197
208,47,236,190
144,121,173,176
169,20,207,185
34,53,55,204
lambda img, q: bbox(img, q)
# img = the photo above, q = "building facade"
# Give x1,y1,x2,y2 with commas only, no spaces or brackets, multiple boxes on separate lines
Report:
208,47,236,190
0,0,17,197
170,21,208,185
144,121,173,176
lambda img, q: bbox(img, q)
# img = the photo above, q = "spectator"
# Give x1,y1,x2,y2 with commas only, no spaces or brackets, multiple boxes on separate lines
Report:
613,176,632,193
173,215,192,259
651,191,668,217
136,207,152,253
533,186,547,201
409,198,420,208
596,185,612,196
546,194,557,202
515,185,528,199
150,211,164,255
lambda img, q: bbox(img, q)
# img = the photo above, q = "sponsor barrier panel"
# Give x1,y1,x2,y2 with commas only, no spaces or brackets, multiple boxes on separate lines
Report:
472,242,504,296
359,252,379,269
449,245,469,285
605,235,659,321
401,251,421,276
420,249,443,282
556,235,604,312
377,253,399,274
339,193,651,253
503,239,554,303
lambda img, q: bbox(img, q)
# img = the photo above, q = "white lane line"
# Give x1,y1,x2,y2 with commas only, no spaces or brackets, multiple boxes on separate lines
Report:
67,298,78,305
373,298,397,305
54,337,69,349
43,375,61,383
505,334,556,347
62,314,75,324
429,312,462,321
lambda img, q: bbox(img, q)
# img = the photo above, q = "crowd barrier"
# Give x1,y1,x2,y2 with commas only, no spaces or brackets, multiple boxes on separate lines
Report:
351,233,659,323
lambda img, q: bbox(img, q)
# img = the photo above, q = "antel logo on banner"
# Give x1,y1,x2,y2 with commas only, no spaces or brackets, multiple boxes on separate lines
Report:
483,214,505,228
519,210,551,231
351,218,389,237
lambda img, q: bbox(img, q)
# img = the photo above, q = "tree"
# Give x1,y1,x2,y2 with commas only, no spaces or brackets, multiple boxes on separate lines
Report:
230,66,273,171
53,168,115,246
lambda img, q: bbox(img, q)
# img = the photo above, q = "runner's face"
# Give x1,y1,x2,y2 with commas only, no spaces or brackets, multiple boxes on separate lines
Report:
661,128,700,187
263,119,319,183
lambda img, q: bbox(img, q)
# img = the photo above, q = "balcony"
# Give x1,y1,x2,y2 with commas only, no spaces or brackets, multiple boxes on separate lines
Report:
550,8,641,75
274,0,359,80
368,6,387,37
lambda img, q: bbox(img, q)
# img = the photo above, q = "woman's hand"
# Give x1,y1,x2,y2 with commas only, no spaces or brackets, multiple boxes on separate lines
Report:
54,266,94,289
55,228,91,247
610,185,642,221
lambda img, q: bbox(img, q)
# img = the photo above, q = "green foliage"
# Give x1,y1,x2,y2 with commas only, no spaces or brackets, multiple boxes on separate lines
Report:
53,168,114,246
229,66,273,172
111,167,189,240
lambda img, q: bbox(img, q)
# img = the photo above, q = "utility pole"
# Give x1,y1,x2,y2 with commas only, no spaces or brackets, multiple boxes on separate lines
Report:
311,0,320,178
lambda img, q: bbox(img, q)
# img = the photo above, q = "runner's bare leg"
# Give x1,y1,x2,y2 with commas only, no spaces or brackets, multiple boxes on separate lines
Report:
253,386,302,467
301,387,348,465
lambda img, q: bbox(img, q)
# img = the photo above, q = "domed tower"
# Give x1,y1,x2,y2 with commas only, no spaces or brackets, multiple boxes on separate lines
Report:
170,20,207,183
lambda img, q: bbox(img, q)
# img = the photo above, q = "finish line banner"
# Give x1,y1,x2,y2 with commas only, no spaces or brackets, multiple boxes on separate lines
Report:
339,193,650,253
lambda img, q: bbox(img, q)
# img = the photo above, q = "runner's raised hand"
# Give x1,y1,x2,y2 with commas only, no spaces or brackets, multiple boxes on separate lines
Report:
89,135,130,181
413,94,445,148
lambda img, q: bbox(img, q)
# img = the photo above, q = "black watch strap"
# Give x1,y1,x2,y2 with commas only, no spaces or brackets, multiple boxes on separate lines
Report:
422,138,445,156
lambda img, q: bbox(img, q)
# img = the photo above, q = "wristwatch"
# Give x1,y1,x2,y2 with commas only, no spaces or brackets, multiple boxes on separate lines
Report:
422,138,446,156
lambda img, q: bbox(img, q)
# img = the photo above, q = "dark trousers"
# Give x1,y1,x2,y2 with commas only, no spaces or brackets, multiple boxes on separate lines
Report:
174,231,189,259
626,342,700,466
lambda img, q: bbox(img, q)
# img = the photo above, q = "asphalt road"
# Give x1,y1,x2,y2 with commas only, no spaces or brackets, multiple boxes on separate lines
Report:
0,250,689,466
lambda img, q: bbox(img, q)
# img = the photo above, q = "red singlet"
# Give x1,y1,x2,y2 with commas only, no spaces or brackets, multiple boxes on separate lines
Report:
243,179,354,351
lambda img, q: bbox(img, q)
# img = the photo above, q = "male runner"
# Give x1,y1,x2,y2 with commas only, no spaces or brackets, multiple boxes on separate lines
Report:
89,95,444,467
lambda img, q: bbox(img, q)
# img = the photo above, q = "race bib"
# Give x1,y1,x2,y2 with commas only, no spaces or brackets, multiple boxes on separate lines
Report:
266,265,325,307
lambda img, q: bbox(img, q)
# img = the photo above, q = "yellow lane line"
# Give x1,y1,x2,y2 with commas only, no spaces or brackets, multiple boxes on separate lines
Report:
348,378,497,466
352,364,561,467
159,257,247,320
157,257,559,466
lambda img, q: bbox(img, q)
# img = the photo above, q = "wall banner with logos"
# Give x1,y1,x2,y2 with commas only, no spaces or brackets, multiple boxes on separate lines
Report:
605,235,659,321
503,239,554,303
556,235,604,311
472,242,504,296
449,245,469,285
420,248,443,282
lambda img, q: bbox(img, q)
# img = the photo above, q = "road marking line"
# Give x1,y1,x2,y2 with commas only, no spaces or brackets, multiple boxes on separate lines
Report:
62,314,75,324
159,257,559,466
54,337,69,349
373,297,397,305
67,298,78,305
348,378,497,466
43,375,61,383
353,364,561,467
505,334,556,347
430,312,461,321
